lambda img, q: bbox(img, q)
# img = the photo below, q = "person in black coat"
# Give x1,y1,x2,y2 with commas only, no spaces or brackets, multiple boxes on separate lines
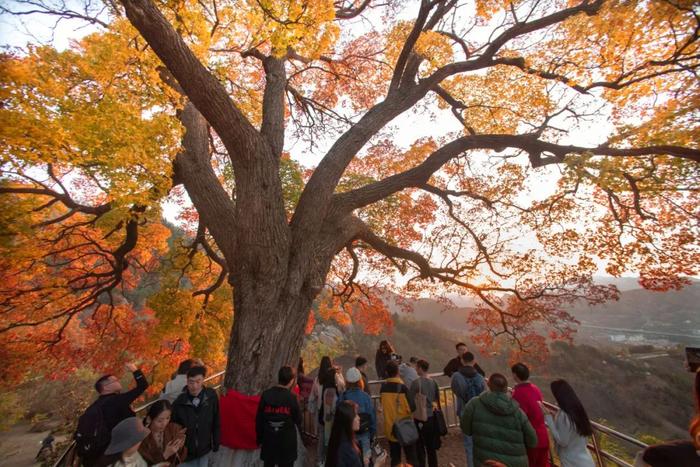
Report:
78,362,149,467
375,340,395,379
443,342,485,377
256,366,302,467
171,366,220,466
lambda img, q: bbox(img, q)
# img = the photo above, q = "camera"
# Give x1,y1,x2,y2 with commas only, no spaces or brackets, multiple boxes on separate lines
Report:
390,353,402,362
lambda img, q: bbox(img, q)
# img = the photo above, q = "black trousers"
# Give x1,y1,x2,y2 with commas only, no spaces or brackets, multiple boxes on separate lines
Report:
388,441,418,466
415,419,439,467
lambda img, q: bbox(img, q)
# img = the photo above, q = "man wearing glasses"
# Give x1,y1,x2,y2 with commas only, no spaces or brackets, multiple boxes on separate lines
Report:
76,362,149,466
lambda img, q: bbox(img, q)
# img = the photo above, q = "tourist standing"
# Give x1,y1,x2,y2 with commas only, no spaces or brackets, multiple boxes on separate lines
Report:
409,359,441,467
540,379,595,467
375,340,395,379
139,400,187,466
379,361,418,466
256,366,302,467
399,357,419,388
338,368,375,466
460,373,537,467
451,352,486,467
511,363,550,467
76,362,149,467
171,366,220,467
355,356,371,395
95,417,150,467
443,342,485,378
325,401,364,467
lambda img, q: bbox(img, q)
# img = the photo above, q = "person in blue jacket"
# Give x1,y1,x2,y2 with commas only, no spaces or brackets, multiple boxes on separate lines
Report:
338,367,376,466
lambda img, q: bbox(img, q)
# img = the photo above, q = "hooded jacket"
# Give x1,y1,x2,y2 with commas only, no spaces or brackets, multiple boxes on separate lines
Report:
171,387,220,461
460,391,538,467
451,365,486,416
443,357,486,378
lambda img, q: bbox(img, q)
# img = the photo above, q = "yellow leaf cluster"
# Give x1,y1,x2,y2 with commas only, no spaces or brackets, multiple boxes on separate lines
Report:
0,20,182,212
386,23,454,74
442,65,553,134
524,0,698,147
242,0,339,58
414,31,455,74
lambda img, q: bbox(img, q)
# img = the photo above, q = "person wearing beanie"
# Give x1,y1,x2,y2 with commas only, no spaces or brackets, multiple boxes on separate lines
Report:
337,367,376,465
96,417,151,467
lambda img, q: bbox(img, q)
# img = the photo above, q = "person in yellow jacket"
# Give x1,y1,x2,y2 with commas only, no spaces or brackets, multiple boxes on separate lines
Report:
379,361,419,466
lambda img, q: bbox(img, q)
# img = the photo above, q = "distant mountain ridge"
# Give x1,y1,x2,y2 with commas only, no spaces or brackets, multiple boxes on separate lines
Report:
380,278,700,340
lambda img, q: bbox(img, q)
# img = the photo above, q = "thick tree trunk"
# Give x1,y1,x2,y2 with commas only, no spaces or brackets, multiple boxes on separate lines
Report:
222,218,360,394
223,282,316,393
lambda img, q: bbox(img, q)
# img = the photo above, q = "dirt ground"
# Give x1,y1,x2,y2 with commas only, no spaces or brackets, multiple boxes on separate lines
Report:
0,422,467,467
0,421,67,467
305,431,468,467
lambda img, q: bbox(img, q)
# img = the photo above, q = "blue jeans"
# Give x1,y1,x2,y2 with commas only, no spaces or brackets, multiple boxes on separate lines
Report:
356,432,371,466
179,452,210,467
463,435,474,467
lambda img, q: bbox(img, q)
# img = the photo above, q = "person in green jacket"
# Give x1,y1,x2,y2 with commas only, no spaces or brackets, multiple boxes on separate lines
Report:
460,373,538,467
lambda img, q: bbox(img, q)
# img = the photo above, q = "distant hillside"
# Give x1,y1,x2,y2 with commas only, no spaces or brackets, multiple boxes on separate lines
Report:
570,281,700,338
380,291,476,335
378,280,700,344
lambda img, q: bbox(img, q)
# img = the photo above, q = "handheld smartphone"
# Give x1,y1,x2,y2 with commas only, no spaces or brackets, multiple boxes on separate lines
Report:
686,346,700,372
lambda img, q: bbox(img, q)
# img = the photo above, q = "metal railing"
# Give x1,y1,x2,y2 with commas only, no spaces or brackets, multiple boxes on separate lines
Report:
301,373,648,467
55,370,647,467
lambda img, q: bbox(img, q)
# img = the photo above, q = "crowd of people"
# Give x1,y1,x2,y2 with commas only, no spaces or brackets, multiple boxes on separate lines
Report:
73,341,700,467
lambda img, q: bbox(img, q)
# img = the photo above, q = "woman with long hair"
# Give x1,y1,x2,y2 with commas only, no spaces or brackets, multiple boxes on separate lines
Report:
326,401,363,467
297,356,315,402
139,400,187,466
309,356,346,465
338,368,376,466
375,340,395,379
539,379,594,467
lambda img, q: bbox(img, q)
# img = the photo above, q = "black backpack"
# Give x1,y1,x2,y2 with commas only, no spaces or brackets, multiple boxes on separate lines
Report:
74,401,110,459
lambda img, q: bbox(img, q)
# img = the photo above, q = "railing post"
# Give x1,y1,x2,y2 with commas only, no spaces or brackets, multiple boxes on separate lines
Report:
590,430,606,467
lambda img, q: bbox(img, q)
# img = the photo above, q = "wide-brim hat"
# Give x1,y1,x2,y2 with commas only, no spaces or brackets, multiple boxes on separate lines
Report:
104,417,150,455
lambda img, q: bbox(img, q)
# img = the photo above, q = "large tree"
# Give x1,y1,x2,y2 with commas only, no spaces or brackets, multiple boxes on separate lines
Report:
1,0,698,392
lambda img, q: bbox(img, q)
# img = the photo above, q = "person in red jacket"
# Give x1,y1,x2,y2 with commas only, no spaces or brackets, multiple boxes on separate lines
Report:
511,363,550,467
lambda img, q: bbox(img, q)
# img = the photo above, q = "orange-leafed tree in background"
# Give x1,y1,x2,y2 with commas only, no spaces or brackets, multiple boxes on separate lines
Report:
0,0,698,393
